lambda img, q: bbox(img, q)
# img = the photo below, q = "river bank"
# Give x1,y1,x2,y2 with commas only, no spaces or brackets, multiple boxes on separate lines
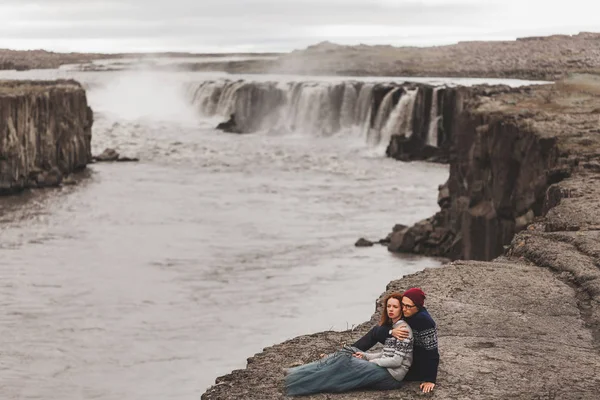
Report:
201,76,600,399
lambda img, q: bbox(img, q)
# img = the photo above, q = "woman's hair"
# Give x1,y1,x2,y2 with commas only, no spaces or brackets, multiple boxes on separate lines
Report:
378,292,404,326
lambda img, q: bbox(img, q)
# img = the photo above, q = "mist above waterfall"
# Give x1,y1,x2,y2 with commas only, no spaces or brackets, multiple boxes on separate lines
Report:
90,70,199,124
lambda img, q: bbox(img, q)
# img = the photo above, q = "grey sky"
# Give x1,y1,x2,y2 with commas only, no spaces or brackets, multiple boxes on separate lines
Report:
0,0,598,53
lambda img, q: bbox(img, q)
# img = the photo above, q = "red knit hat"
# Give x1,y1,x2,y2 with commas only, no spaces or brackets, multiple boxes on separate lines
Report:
402,288,426,308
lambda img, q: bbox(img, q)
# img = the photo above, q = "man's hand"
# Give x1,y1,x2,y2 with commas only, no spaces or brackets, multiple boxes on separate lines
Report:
391,326,409,340
420,382,435,393
352,352,365,359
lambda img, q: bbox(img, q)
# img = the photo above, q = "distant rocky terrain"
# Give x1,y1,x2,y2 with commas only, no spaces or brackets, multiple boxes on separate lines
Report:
0,49,112,70
5,32,600,81
0,49,280,71
183,32,600,81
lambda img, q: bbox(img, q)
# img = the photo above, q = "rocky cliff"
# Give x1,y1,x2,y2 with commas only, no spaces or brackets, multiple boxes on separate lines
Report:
387,79,599,262
201,76,600,399
0,80,93,193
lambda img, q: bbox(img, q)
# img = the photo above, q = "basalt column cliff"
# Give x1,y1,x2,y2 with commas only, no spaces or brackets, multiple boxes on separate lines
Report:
386,86,565,261
0,80,93,193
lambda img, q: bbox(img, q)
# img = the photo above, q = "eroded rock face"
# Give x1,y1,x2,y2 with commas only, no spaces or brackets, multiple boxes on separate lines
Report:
387,86,568,261
0,80,93,193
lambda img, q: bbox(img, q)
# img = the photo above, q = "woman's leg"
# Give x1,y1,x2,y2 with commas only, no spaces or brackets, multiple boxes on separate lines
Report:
367,373,404,391
286,353,396,396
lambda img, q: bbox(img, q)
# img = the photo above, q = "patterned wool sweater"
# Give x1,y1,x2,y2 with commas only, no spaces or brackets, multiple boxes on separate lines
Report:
403,307,440,383
363,320,414,381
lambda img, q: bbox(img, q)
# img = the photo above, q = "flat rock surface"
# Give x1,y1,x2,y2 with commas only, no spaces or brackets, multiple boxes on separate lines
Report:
0,79,83,95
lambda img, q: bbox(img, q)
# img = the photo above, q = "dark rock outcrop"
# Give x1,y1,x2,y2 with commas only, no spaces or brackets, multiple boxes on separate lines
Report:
92,148,139,163
93,148,119,162
0,80,93,194
354,238,374,247
216,113,243,134
386,85,575,261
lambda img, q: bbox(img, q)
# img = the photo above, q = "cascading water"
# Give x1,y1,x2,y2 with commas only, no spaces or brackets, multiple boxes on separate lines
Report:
398,89,419,139
370,87,401,145
376,88,419,153
339,83,358,129
427,87,441,147
216,80,246,116
188,79,438,151
355,83,375,139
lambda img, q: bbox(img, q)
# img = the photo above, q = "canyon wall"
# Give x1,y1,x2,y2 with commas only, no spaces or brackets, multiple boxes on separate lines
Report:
0,80,93,193
386,88,563,261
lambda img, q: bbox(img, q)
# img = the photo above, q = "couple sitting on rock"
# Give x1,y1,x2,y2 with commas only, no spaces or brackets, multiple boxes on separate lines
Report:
285,288,439,396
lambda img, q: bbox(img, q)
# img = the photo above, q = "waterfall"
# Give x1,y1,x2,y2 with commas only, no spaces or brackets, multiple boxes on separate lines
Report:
216,81,245,116
339,83,358,129
288,83,328,133
187,80,436,144
370,87,400,144
427,87,441,147
379,89,406,148
355,84,374,124
190,81,224,116
397,89,419,138
355,83,374,139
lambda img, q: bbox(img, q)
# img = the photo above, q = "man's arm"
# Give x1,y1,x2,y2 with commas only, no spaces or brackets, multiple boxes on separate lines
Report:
391,325,410,340
416,327,440,384
352,325,390,351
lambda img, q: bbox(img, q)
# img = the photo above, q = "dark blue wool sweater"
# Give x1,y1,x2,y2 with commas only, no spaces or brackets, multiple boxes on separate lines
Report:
403,307,439,383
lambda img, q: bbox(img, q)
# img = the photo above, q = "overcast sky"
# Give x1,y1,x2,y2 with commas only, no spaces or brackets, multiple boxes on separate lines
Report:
0,0,599,53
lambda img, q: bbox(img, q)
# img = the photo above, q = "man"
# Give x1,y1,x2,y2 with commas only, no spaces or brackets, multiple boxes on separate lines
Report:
353,288,439,393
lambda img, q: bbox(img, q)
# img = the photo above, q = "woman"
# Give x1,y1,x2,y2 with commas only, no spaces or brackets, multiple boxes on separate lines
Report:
285,293,414,396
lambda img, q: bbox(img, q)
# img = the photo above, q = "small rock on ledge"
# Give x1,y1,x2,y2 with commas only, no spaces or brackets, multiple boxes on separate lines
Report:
355,238,374,247
62,175,78,186
116,156,140,162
